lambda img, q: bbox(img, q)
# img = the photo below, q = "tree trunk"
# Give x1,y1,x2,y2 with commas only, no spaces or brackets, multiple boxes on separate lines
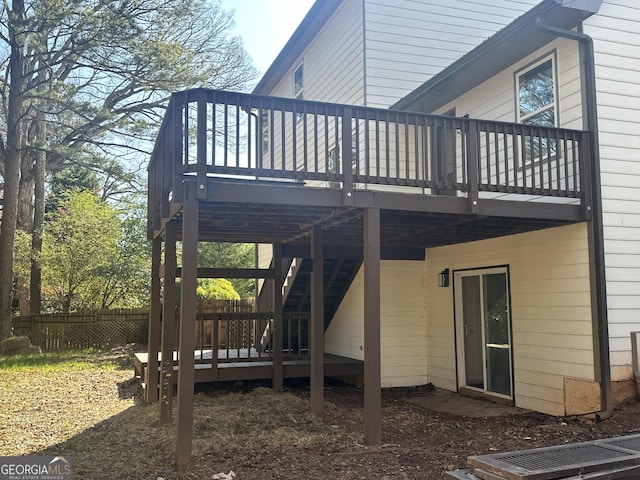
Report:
0,0,26,340
29,43,48,316
30,148,46,315
0,152,20,339
16,158,34,314
17,156,34,231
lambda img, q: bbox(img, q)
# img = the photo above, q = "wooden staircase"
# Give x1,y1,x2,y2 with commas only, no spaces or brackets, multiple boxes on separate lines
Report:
256,256,361,353
283,257,361,330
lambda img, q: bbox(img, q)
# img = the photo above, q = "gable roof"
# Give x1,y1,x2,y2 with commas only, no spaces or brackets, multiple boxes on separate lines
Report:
392,0,602,113
252,0,343,95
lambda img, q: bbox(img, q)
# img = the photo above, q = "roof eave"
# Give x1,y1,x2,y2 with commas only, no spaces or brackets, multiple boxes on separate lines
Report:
252,0,343,95
392,0,602,113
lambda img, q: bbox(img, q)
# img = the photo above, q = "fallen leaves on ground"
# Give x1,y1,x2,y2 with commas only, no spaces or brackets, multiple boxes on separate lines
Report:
3,349,640,479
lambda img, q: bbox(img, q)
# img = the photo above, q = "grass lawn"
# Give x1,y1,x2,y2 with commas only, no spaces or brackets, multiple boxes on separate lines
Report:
0,346,358,480
0,346,172,479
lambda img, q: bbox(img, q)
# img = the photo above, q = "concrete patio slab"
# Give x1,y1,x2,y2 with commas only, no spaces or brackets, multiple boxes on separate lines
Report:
407,390,529,417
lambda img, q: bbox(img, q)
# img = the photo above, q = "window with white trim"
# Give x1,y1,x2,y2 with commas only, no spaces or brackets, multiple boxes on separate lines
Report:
293,62,303,99
293,62,303,122
516,57,556,127
260,109,269,153
516,56,558,163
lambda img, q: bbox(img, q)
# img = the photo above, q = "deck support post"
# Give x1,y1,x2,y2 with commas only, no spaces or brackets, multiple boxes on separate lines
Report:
466,121,480,214
175,184,199,470
160,220,177,425
145,237,162,404
310,225,324,414
272,243,284,391
363,207,381,445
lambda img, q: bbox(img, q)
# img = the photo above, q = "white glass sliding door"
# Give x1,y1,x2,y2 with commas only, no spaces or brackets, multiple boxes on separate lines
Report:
455,268,512,399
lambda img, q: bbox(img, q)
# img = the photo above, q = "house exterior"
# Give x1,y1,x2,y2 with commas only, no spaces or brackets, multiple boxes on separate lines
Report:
250,0,640,417
391,0,640,412
253,0,541,107
144,0,640,468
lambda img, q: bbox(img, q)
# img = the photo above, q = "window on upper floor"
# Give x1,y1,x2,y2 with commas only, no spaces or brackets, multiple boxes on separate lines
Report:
260,109,269,153
294,62,304,122
293,62,304,99
516,55,558,164
516,56,557,127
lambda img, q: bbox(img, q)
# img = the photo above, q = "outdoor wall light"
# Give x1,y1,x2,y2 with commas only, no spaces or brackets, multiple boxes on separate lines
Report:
438,268,450,288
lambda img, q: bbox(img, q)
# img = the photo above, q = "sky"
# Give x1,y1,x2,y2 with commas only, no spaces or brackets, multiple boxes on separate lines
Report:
219,0,316,78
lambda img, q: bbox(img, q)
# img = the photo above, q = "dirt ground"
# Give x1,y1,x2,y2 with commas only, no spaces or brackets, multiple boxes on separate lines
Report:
191,380,640,480
3,347,640,479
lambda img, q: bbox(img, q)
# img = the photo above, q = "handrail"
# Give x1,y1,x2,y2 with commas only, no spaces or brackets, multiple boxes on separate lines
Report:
148,88,590,235
193,311,310,367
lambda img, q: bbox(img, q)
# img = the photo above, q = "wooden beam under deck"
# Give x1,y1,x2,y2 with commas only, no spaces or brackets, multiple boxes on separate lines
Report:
281,244,426,260
160,179,584,250
172,267,275,279
200,179,584,222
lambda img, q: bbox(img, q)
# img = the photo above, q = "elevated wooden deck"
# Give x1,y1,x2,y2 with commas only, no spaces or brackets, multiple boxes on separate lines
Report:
135,350,363,384
145,88,596,468
148,89,593,249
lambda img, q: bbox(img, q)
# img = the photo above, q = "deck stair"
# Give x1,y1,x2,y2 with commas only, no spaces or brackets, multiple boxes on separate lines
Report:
445,434,640,480
283,257,361,330
255,256,360,353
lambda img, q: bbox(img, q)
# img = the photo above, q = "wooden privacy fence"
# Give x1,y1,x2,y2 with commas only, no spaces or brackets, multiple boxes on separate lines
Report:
194,298,255,349
12,309,149,351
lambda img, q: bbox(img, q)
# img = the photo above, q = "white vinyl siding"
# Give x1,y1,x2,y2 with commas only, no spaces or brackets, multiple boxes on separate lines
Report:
363,0,540,108
433,37,582,129
268,0,365,106
263,1,364,187
425,38,582,204
325,261,428,387
427,223,594,416
256,244,272,293
584,0,640,382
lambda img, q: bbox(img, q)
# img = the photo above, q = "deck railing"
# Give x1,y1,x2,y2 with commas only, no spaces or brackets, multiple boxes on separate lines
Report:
194,311,310,364
148,88,592,231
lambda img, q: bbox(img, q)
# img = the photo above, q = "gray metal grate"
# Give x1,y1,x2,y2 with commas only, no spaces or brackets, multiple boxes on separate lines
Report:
468,435,640,480
605,436,640,453
495,444,632,471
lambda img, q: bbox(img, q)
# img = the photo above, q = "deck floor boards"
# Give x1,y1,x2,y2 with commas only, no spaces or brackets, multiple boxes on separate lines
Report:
135,349,363,383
